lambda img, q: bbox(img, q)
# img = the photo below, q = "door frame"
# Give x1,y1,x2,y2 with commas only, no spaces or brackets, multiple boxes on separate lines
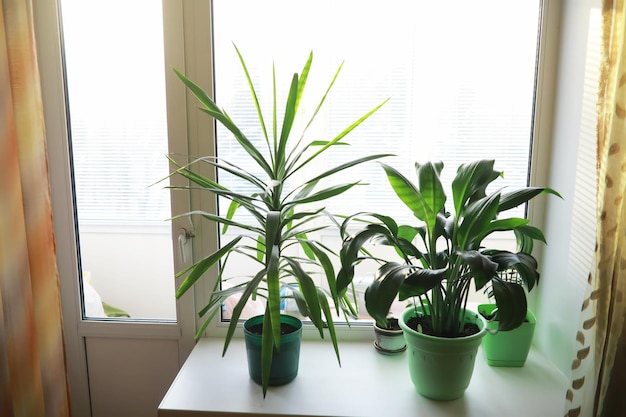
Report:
34,1,197,414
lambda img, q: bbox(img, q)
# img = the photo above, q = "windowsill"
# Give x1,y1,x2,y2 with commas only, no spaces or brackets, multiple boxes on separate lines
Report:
158,336,568,417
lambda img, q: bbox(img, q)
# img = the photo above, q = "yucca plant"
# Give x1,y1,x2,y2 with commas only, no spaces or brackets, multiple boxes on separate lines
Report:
167,47,389,395
336,160,561,336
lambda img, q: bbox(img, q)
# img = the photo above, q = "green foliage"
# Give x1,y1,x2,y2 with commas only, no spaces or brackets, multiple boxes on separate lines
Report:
337,160,561,335
167,46,389,396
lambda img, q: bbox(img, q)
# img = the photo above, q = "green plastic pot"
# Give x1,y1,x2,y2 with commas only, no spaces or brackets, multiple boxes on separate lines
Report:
478,304,536,367
243,314,303,386
398,306,487,401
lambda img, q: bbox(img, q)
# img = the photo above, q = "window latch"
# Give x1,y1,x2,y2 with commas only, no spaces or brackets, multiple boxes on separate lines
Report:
178,228,195,264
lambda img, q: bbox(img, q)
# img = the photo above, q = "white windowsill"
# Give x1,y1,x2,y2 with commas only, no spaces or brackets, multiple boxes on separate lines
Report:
158,336,568,417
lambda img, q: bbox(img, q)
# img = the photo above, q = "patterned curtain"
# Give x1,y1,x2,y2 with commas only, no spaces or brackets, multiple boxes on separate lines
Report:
0,0,71,416
565,1,626,416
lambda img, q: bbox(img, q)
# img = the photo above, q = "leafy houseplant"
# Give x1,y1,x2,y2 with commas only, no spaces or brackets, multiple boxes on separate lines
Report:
372,317,406,355
337,159,560,399
168,47,388,396
478,270,538,367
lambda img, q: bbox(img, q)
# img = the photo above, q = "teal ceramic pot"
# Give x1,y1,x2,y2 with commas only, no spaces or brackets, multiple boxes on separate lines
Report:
243,314,303,386
478,304,536,367
398,306,487,400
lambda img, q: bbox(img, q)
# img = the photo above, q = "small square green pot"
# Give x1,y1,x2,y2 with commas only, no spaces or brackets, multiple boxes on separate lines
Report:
478,304,536,367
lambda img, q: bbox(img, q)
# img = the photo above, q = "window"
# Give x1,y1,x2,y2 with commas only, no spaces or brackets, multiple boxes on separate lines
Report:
210,0,543,322
60,0,176,320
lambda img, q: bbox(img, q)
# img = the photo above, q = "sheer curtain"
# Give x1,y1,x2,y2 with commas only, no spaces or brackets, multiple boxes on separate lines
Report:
565,1,626,416
0,0,70,416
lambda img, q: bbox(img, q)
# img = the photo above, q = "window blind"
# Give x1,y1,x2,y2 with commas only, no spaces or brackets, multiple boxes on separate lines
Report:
213,0,542,224
62,0,171,225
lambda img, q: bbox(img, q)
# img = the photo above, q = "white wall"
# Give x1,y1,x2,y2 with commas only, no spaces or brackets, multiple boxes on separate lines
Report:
532,0,601,376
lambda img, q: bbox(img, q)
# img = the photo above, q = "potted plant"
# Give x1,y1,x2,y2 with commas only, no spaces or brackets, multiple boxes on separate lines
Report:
167,46,389,396
337,159,560,400
478,270,538,367
371,317,406,355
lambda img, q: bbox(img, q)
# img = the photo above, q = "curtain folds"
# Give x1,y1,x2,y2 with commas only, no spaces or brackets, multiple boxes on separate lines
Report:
565,1,626,416
595,0,626,414
0,0,71,416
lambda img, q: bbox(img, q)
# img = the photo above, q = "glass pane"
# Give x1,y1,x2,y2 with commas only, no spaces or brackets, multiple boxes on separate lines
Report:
61,0,176,320
212,0,541,322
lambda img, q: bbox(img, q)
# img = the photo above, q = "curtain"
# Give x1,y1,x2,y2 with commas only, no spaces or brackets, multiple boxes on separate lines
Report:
565,1,626,416
0,0,71,416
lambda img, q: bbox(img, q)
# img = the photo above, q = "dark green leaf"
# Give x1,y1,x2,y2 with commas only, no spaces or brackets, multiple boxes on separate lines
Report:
491,278,527,331
456,193,501,250
451,160,500,216
398,266,447,300
416,161,446,229
489,251,539,291
473,217,530,246
498,187,562,213
457,250,499,290
337,224,394,294
318,288,341,366
261,305,274,397
285,258,324,337
365,263,406,327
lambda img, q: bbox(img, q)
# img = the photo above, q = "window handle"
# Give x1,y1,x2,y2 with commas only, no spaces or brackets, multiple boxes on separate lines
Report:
178,228,195,264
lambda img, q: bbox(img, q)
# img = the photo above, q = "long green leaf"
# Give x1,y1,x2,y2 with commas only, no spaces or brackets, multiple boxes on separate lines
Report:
291,99,389,174
285,257,324,336
173,68,273,176
302,241,338,312
318,288,341,366
288,286,310,317
222,269,266,356
193,157,268,190
382,163,433,226
337,224,394,294
451,160,499,217
491,278,527,331
416,161,446,233
514,225,547,253
222,200,240,234
171,211,262,235
489,251,539,291
233,44,271,152
498,187,563,213
298,154,394,186
473,217,530,246
261,305,274,397
277,74,300,174
457,250,499,290
365,263,406,327
398,266,447,300
265,211,282,348
285,182,360,207
197,282,248,317
175,237,242,297
283,58,342,163
295,51,313,113
456,193,501,250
